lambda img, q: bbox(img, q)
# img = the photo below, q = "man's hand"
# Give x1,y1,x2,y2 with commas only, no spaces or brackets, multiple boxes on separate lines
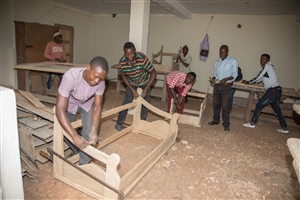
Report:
174,101,182,113
72,134,89,149
220,79,227,85
209,76,215,86
132,90,139,99
88,127,99,146
242,80,249,84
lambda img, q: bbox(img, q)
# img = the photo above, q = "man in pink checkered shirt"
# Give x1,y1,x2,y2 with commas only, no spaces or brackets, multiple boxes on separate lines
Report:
56,56,108,165
166,71,196,114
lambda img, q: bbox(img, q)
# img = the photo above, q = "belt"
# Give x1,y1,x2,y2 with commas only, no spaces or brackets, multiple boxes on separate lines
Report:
267,86,281,90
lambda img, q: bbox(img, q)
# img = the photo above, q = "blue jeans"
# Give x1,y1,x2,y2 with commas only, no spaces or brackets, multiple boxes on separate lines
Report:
116,85,151,125
212,84,232,127
64,105,93,165
250,86,288,130
47,73,62,89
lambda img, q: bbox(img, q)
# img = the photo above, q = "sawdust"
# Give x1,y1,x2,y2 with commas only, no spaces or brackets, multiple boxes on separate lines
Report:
22,82,300,199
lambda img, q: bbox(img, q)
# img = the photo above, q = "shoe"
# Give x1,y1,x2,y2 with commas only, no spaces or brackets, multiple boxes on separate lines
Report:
66,151,79,159
243,123,255,128
208,121,219,125
115,124,123,132
277,129,289,134
224,127,230,131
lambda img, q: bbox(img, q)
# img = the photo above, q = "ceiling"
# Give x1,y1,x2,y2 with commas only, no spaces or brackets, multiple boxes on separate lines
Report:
53,0,300,19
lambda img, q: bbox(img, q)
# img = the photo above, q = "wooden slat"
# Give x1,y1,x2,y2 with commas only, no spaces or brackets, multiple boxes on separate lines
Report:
32,93,57,104
31,126,53,140
18,124,36,161
18,90,46,108
17,110,33,118
33,136,47,147
16,92,54,122
18,116,50,129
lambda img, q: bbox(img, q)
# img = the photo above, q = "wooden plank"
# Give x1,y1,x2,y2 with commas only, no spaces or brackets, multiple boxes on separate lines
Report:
31,126,53,140
18,124,36,161
43,106,54,114
14,62,84,73
18,116,50,129
32,93,57,104
16,92,54,122
33,136,47,147
17,110,33,118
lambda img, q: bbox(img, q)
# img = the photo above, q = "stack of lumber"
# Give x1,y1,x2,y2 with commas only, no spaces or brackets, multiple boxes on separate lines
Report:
16,90,55,166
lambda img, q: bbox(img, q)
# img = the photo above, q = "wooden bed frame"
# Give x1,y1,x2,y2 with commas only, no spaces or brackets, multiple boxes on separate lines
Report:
53,90,179,199
170,86,209,127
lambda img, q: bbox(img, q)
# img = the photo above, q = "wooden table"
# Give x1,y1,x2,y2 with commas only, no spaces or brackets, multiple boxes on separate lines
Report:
111,64,173,102
232,82,300,122
15,62,84,93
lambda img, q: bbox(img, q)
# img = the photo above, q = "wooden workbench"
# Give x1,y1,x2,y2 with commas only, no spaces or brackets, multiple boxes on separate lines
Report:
232,82,300,122
15,62,85,93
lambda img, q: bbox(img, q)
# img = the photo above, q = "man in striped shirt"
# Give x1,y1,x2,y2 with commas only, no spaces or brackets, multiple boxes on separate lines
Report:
115,42,157,132
166,71,196,114
56,56,108,165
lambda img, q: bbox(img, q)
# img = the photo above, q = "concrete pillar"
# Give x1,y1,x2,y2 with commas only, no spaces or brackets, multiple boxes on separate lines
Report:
129,0,150,54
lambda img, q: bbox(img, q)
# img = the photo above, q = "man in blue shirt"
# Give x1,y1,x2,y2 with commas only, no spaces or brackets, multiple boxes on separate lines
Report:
208,45,238,131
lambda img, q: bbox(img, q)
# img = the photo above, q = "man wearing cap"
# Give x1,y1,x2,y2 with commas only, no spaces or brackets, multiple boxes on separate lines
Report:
44,31,67,89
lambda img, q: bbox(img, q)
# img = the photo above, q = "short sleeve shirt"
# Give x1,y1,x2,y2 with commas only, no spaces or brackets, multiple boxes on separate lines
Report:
118,52,154,86
166,71,192,96
58,67,105,114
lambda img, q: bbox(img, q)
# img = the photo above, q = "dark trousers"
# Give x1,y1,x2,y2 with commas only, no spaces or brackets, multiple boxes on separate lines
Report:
47,73,62,89
64,105,93,165
250,86,288,130
167,85,185,113
212,84,232,127
229,88,236,111
116,85,151,125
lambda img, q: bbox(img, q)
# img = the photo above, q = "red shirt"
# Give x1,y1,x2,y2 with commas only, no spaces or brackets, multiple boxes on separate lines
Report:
166,71,192,96
44,41,67,61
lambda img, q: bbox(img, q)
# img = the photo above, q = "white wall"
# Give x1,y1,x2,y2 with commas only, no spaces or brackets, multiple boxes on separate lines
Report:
1,1,16,87
1,1,299,94
147,14,299,93
93,14,130,79
13,1,95,64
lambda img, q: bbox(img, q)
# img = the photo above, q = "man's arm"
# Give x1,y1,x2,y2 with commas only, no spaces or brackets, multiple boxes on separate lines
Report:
44,43,55,61
88,94,103,145
142,68,157,98
220,76,234,85
177,55,191,68
55,93,89,149
121,73,139,98
243,65,268,85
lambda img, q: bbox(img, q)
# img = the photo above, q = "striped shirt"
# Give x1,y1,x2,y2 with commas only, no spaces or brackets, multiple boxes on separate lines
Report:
118,52,154,86
167,71,192,96
58,68,105,114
